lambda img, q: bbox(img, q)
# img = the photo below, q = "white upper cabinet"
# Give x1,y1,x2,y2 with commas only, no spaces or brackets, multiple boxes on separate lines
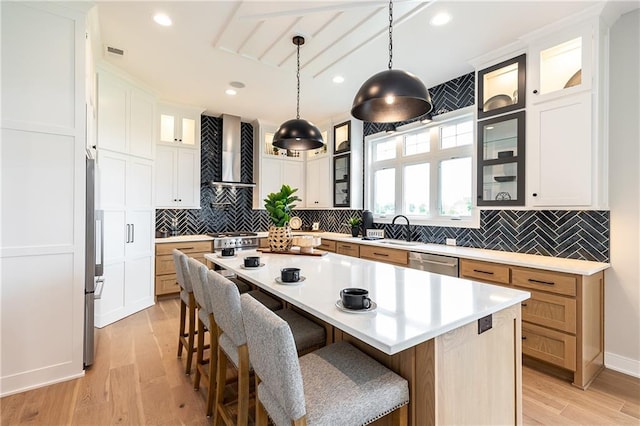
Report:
158,104,202,147
524,13,608,209
96,69,155,159
155,145,200,209
527,23,593,104
305,155,332,208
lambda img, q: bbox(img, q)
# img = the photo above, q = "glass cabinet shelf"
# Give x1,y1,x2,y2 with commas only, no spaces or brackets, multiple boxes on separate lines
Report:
333,153,350,207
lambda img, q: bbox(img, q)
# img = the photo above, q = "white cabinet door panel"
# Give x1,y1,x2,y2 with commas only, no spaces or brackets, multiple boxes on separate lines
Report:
529,92,592,206
97,73,127,153
97,151,127,209
306,156,331,208
129,89,155,159
127,158,153,208
103,211,126,262
282,161,305,205
95,262,125,327
126,210,153,258
177,148,200,207
260,157,283,202
155,147,177,207
124,256,153,306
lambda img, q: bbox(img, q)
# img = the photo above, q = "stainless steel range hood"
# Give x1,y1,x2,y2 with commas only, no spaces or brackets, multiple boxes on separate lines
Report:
209,114,255,188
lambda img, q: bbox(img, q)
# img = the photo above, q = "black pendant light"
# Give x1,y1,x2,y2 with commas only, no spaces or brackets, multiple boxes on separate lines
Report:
351,0,432,123
273,36,324,151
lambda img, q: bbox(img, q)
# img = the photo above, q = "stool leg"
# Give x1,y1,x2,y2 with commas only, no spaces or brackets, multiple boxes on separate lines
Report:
177,297,187,359
390,404,408,426
213,345,228,425
237,344,250,426
194,315,205,391
205,313,217,418
255,376,268,426
185,294,197,374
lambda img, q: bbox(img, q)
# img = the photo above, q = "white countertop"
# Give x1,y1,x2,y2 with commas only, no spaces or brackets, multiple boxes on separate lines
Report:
205,250,529,355
155,234,213,243
257,231,609,275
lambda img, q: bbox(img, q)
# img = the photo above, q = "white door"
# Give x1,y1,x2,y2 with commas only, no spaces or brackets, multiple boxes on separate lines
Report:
529,91,592,206
124,256,154,307
126,209,154,258
155,146,177,207
127,157,154,208
97,73,128,154
129,88,155,159
177,148,200,208
306,156,331,208
260,157,284,202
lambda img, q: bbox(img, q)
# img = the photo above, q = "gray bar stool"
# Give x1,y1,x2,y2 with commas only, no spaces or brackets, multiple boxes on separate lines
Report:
172,249,197,375
241,293,410,426
207,269,326,426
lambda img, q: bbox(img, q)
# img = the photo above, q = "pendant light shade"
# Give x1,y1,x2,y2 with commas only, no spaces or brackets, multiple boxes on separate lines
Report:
273,35,324,151
351,0,432,123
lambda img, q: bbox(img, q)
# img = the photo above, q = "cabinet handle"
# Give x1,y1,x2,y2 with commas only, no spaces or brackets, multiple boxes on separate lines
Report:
522,336,527,340
373,252,389,257
473,269,494,275
528,278,555,286
178,199,182,202
125,224,130,243
521,303,527,307
532,193,538,197
533,89,538,94
174,138,178,142
342,245,351,248
131,224,134,243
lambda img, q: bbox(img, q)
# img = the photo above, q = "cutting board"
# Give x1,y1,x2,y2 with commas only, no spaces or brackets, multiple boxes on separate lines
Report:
257,248,328,257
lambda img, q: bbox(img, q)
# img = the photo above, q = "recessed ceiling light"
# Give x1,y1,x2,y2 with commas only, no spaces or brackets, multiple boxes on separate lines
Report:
230,81,245,89
332,75,345,84
225,89,237,96
153,13,172,27
430,12,451,27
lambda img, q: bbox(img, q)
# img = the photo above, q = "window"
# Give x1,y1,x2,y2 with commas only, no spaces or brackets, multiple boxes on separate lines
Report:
366,113,477,227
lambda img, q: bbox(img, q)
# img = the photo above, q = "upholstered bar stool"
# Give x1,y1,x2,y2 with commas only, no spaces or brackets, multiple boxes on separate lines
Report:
241,294,410,426
207,270,326,426
173,249,197,375
186,257,219,417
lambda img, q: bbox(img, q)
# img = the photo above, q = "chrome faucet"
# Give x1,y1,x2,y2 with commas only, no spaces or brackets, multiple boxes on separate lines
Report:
391,215,412,242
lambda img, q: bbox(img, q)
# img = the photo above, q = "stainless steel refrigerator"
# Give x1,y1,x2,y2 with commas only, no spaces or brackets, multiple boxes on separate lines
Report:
84,153,104,368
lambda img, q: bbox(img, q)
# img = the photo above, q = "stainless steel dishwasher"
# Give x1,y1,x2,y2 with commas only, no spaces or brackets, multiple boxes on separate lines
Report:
408,252,459,277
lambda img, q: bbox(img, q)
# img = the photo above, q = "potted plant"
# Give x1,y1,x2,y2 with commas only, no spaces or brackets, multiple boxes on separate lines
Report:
264,184,301,251
347,217,362,237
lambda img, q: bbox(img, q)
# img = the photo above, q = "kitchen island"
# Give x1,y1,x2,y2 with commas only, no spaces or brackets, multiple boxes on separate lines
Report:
205,250,530,425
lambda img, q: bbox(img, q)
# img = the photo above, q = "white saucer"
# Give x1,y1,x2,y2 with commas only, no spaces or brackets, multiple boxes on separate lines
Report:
275,276,306,285
240,263,265,269
335,300,377,313
216,254,237,259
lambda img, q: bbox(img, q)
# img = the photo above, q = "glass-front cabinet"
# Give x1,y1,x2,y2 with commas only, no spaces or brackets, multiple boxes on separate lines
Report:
333,153,350,207
528,23,591,103
477,54,526,119
477,111,525,206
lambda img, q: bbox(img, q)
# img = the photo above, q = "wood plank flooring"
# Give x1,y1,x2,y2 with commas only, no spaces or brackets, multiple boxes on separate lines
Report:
2,297,638,425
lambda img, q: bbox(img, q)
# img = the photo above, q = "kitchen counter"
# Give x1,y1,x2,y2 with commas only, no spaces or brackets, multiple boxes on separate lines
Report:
205,250,529,354
155,234,213,243
257,231,609,275
205,249,528,424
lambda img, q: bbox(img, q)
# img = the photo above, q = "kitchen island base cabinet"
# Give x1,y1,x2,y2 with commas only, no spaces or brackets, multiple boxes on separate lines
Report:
335,304,522,425
154,240,213,297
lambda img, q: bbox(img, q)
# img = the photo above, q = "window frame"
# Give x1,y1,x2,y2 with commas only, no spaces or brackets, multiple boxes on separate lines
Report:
364,107,480,228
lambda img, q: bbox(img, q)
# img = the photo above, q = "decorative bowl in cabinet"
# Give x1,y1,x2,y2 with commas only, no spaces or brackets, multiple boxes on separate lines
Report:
494,175,516,183
483,94,513,111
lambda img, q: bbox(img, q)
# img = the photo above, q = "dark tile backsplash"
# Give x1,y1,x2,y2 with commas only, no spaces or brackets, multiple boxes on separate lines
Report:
156,72,610,263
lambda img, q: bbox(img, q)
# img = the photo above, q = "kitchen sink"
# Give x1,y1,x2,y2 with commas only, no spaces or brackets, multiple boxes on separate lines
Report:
377,239,424,247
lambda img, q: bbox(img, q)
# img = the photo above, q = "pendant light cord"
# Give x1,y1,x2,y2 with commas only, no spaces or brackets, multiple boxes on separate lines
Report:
388,0,393,70
296,41,301,119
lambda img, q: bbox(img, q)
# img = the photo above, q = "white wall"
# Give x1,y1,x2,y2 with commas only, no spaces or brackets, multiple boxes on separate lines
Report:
0,2,88,395
605,8,640,377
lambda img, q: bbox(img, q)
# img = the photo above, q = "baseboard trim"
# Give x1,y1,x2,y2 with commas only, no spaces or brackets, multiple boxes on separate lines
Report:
1,370,84,398
605,351,640,378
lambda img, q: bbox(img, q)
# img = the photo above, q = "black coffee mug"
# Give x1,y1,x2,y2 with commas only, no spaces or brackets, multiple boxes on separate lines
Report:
281,268,301,282
340,288,371,310
221,248,235,257
244,256,260,267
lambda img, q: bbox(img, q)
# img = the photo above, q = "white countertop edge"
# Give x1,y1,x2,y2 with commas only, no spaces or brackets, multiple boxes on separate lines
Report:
257,231,609,276
155,234,214,243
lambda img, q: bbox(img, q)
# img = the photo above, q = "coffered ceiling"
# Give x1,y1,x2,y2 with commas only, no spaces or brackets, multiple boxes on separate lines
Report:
95,1,609,125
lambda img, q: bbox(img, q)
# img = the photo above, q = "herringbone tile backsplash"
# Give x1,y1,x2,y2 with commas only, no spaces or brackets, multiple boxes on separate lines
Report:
156,72,610,263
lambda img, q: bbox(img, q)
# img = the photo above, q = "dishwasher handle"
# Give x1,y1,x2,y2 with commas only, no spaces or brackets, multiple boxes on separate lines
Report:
419,258,458,268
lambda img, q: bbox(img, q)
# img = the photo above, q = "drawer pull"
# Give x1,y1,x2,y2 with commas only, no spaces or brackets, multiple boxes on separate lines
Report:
342,245,352,248
528,278,555,286
521,303,527,307
373,252,389,257
181,247,195,250
473,269,494,275
522,336,527,340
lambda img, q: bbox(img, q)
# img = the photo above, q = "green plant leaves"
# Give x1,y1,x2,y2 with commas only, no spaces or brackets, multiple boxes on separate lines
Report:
263,184,301,226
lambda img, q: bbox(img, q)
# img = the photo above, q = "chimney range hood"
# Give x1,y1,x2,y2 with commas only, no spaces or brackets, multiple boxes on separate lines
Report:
209,114,256,188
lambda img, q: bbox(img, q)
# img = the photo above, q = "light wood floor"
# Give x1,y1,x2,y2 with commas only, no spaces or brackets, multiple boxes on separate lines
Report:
2,298,639,425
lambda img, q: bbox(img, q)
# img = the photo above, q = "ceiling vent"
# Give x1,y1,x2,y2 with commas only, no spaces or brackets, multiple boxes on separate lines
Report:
106,46,124,56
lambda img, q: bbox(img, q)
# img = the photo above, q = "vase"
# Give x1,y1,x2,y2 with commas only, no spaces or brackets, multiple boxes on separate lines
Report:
351,226,359,237
268,225,293,251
